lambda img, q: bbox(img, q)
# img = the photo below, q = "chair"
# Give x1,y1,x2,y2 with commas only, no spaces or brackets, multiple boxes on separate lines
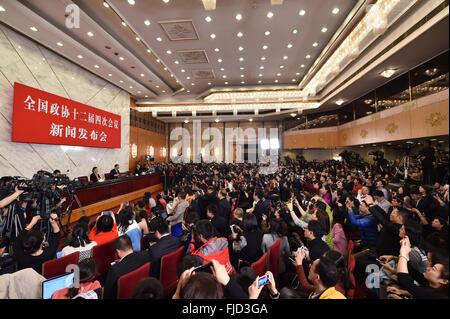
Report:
251,252,268,277
160,246,185,297
92,240,117,280
117,263,151,299
268,240,281,277
42,252,80,279
347,240,354,260
77,176,89,184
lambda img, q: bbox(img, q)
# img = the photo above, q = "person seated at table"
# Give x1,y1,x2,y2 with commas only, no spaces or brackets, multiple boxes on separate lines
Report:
90,167,102,183
109,164,120,180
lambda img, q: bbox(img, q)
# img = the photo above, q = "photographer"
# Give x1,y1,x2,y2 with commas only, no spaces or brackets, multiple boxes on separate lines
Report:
13,212,61,274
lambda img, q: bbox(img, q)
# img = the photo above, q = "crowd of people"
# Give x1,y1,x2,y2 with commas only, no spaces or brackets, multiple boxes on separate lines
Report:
0,152,449,299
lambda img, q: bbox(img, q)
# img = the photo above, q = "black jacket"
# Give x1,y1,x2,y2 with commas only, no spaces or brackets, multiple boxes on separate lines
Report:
253,200,269,225
90,173,100,183
370,205,401,256
306,237,330,262
239,229,263,264
146,235,181,278
218,198,231,221
103,252,148,299
211,215,230,238
109,168,120,179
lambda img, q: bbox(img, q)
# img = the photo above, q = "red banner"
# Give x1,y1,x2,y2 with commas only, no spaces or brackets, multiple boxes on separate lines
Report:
12,82,121,148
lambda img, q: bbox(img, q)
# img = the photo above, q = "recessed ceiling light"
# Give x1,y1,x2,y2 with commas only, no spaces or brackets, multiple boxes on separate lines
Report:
156,85,160,88
274,79,279,83
128,0,135,5
321,27,328,32
119,56,124,61
156,37,162,42
280,65,284,69
191,83,195,86
147,49,151,53
312,42,318,47
290,113,297,117
239,57,244,62
186,76,191,79
214,48,220,52
296,72,300,75
258,80,262,83
258,73,263,77
259,66,264,70
241,81,245,84
263,45,268,50
163,0,170,3
77,54,83,59
218,58,223,63
335,99,344,105
144,20,151,26
287,43,293,49
292,79,296,82
237,32,243,37
87,31,94,37
103,2,109,8
261,57,266,61
30,26,38,32
276,73,281,76
292,28,298,34
210,33,216,39
205,16,212,22
240,67,245,70
249,118,253,122
184,119,189,124
301,64,305,68
267,11,274,18
299,9,306,16
56,42,63,47
236,13,242,20
224,82,228,85
162,90,166,93
238,46,244,51
94,64,99,68
306,55,311,59
156,59,160,63
283,56,288,60
222,75,227,79
264,31,271,36
332,8,340,14
140,73,145,77
137,91,141,94
164,67,167,70
135,37,140,41
208,82,212,85
380,68,396,78
120,80,124,83
220,68,225,71
174,60,179,64
121,21,127,27
166,50,172,54
108,73,112,77
240,74,244,78
145,95,148,98
215,118,220,122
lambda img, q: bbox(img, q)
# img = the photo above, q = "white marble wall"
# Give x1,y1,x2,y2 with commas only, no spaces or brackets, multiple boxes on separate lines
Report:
0,26,130,179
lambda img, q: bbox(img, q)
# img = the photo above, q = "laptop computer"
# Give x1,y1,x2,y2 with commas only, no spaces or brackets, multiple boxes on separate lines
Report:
41,272,75,299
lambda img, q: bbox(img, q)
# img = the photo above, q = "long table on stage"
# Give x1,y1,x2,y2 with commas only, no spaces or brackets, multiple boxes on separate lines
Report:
61,173,162,225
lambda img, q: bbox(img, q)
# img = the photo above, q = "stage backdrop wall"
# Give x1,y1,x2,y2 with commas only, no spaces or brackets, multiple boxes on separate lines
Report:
0,25,130,179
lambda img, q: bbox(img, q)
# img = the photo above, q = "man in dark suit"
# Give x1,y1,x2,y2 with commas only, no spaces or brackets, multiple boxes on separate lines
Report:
217,189,231,221
252,189,269,225
109,164,120,179
207,203,230,238
304,220,330,262
198,186,218,219
146,218,181,278
103,235,148,299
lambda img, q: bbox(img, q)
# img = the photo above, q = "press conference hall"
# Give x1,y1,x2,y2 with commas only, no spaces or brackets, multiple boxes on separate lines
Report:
0,0,449,308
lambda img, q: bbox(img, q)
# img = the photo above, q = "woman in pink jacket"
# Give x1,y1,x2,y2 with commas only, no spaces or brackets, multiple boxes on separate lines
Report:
331,208,348,257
